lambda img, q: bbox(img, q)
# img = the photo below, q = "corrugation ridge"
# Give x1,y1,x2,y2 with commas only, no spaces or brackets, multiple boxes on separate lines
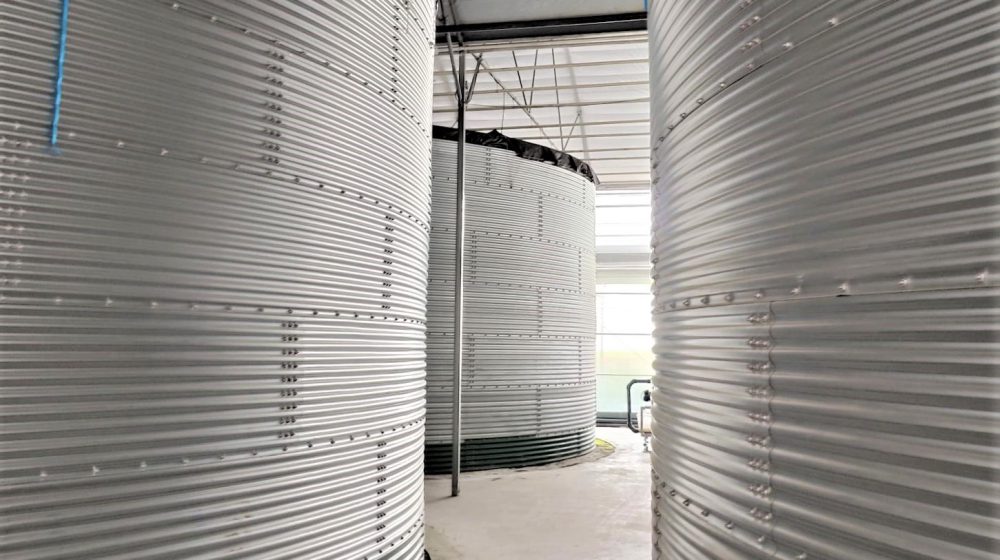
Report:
1,0,433,558
649,1,999,558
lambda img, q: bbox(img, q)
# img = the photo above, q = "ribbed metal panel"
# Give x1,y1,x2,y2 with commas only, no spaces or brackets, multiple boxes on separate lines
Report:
648,1,999,559
425,138,596,472
1,1,434,559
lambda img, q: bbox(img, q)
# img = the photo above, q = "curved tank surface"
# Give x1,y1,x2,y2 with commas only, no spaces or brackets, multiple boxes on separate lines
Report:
648,1,999,559
425,135,597,473
0,1,434,558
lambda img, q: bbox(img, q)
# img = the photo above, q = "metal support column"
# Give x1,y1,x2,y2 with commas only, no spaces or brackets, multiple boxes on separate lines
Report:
450,51,466,497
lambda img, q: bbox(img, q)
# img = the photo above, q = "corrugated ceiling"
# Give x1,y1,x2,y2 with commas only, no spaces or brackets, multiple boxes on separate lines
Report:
434,1,651,188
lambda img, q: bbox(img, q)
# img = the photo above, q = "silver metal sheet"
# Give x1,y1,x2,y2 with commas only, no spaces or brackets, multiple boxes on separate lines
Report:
649,0,999,309
649,1,1000,558
652,291,1000,560
767,290,999,560
1,1,434,558
425,138,597,469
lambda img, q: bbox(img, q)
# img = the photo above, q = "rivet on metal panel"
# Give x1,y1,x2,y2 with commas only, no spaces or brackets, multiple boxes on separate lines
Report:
976,269,988,283
790,286,802,295
747,361,771,373
746,312,769,324
746,337,771,349
898,276,912,288
783,42,794,50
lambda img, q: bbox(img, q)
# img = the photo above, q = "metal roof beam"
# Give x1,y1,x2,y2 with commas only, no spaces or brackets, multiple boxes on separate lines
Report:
435,12,647,43
470,118,649,130
434,79,649,97
435,97,649,113
449,33,647,54
433,58,648,75
583,155,651,161
595,181,652,191
519,131,648,140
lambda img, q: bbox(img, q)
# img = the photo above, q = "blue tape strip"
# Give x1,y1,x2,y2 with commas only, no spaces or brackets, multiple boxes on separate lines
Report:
49,0,70,148
644,0,648,11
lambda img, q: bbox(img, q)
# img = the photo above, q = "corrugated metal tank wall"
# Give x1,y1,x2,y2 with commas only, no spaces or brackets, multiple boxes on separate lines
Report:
424,137,597,472
1,1,434,558
648,1,999,559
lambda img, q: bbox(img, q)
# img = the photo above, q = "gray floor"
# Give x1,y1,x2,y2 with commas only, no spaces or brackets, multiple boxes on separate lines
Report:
424,427,652,560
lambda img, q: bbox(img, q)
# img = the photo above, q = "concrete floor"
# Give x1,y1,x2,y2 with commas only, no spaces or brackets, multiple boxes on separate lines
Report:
424,427,652,560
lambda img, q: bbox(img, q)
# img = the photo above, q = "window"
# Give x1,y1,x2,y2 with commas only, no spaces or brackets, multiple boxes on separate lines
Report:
596,191,651,251
594,189,653,419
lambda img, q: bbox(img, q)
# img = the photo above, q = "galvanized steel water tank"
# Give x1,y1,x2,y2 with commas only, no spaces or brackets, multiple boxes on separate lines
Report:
1,1,434,558
425,132,597,472
649,2,1000,559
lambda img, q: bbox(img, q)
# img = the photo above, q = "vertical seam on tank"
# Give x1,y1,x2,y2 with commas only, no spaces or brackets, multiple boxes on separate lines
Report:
766,301,777,557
